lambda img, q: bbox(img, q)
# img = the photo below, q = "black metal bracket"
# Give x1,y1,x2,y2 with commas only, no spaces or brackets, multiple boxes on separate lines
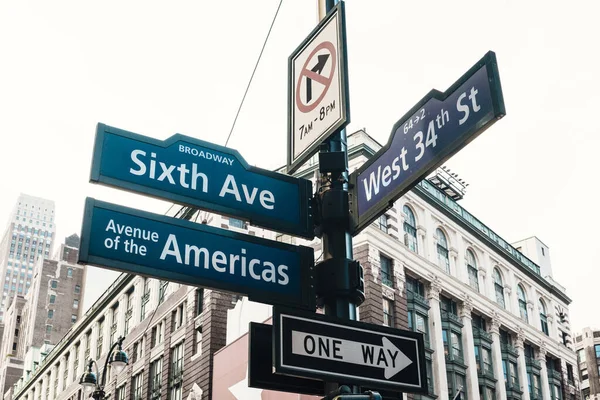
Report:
315,258,365,307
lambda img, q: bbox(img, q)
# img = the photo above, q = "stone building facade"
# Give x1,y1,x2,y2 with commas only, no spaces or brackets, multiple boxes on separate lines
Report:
8,130,579,400
574,327,600,399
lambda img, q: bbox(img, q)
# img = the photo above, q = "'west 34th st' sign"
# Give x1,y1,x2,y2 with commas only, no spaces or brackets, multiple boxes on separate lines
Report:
350,51,505,234
79,198,316,310
91,123,314,239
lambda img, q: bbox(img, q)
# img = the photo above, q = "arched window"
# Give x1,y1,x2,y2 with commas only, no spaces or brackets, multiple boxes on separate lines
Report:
466,249,479,292
539,299,549,335
403,205,418,252
517,285,528,322
436,228,450,273
493,268,505,308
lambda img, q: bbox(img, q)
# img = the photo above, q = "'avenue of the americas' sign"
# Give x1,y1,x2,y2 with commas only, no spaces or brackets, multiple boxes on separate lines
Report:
91,124,314,239
79,198,316,310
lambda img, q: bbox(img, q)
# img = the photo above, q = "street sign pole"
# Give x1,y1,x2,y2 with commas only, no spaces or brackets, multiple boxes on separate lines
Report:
315,0,364,396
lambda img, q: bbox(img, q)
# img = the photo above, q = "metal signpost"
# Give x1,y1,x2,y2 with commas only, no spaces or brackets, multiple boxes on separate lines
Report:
91,123,314,239
350,51,505,235
78,198,315,310
273,308,427,393
78,1,505,399
287,2,350,173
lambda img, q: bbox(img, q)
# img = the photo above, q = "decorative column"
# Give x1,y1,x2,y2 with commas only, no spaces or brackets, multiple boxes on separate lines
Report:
57,357,66,393
449,248,459,278
48,367,56,400
67,347,75,389
427,276,449,400
478,267,487,297
537,345,551,400
527,300,535,326
503,286,513,314
417,226,427,257
489,314,507,399
507,270,519,313
460,297,480,400
40,378,48,400
514,329,530,399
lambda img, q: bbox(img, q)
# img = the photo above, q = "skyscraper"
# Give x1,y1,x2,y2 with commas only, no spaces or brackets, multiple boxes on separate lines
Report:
0,194,56,322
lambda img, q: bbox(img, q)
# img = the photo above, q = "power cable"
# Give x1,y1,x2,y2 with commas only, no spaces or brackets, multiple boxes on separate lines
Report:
224,0,284,147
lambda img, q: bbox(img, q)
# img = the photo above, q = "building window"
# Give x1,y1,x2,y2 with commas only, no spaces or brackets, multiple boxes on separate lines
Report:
73,299,79,309
493,268,505,308
581,368,588,381
170,343,184,400
378,214,388,233
577,349,586,364
195,327,203,355
517,284,528,322
133,373,143,400
74,344,80,377
152,322,164,347
117,386,126,400
72,314,77,324
67,268,73,277
125,289,133,335
442,329,463,361
97,319,104,358
50,280,57,289
466,249,479,292
539,299,549,335
383,299,394,327
141,278,150,321
195,289,204,316
436,228,450,273
171,303,187,331
158,280,168,304
45,325,52,334
379,254,393,287
48,310,54,319
150,358,162,400
229,218,247,229
74,285,80,294
402,205,418,252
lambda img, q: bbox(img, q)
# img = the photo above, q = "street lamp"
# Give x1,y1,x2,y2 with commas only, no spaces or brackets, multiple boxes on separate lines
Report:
79,336,128,400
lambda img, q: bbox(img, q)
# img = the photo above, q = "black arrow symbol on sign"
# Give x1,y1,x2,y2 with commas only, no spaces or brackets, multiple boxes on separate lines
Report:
306,54,330,103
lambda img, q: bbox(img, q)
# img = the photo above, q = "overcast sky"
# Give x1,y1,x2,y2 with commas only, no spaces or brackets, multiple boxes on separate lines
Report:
1,0,598,332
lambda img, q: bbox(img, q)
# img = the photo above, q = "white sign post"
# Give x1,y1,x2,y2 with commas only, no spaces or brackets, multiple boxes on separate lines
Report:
287,2,349,173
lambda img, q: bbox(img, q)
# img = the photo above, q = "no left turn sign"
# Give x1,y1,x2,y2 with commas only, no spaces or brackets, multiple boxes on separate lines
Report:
287,2,349,173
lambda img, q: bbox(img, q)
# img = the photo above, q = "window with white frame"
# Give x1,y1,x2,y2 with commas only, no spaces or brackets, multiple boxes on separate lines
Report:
493,268,505,308
403,205,418,252
517,285,528,322
436,228,450,273
466,249,479,292
539,299,549,335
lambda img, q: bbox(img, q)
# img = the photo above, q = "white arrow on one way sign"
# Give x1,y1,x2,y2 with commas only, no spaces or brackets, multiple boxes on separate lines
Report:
291,330,413,379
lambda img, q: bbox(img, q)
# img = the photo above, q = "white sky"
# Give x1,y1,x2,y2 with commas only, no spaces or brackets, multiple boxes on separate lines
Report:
1,0,598,332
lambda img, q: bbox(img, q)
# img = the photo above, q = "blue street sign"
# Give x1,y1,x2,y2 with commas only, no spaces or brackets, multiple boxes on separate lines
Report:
91,124,314,239
78,198,316,310
350,51,505,234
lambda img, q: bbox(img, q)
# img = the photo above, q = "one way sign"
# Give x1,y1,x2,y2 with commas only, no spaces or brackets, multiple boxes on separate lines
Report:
273,308,427,393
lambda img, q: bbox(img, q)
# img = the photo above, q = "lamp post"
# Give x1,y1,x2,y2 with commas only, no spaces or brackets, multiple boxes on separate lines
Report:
79,336,128,400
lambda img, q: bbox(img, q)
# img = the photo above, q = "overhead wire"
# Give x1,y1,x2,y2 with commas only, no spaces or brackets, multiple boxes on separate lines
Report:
224,0,284,147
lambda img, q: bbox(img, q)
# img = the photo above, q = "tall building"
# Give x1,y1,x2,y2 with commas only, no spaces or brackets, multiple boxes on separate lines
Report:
0,295,26,398
574,327,600,399
0,194,56,322
0,236,84,400
19,235,85,355
7,130,578,400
